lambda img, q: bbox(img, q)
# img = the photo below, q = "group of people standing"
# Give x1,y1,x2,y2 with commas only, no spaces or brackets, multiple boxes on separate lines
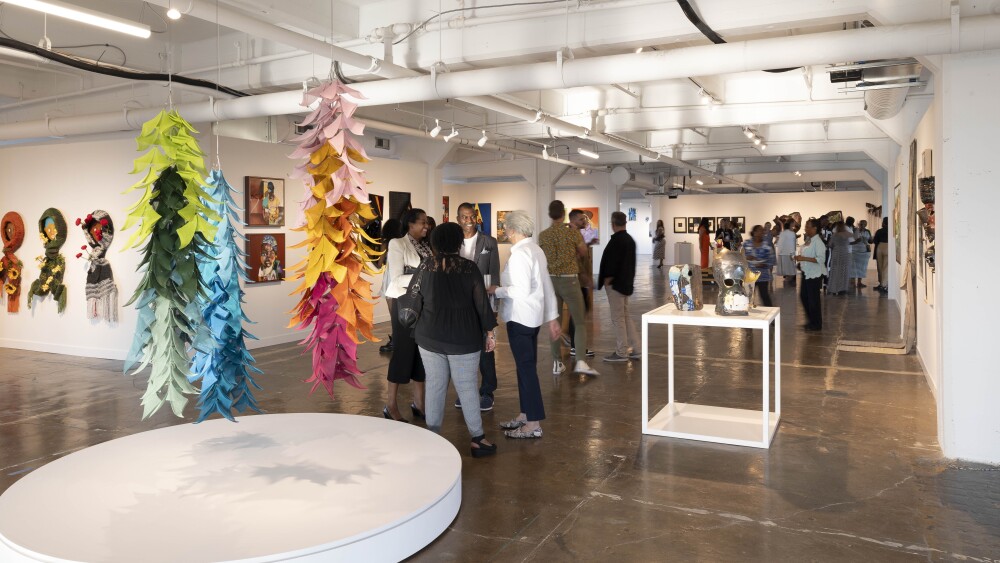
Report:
377,201,639,459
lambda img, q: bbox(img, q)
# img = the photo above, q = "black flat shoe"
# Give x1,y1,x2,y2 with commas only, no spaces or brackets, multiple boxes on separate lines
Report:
383,406,409,423
470,435,497,458
410,402,425,419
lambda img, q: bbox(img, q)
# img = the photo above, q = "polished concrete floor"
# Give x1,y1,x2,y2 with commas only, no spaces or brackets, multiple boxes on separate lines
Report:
1,257,998,561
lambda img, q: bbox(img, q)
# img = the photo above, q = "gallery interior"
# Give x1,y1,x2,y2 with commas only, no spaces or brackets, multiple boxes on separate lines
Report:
0,0,997,560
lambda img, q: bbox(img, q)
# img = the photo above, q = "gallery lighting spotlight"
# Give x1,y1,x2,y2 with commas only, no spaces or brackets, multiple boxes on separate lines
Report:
443,127,459,142
794,171,802,176
429,119,442,138
577,148,599,159
753,137,762,146
4,0,152,38
579,168,588,175
167,7,181,19
542,146,550,160
695,179,704,185
760,143,767,150
635,47,644,53
744,127,754,139
477,130,488,147
700,89,711,104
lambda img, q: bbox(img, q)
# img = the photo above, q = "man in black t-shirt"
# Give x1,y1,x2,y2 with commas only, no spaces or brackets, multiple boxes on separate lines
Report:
872,217,889,293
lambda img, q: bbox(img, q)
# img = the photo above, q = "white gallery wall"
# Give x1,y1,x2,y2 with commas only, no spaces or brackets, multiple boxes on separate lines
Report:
0,133,429,359
653,190,882,265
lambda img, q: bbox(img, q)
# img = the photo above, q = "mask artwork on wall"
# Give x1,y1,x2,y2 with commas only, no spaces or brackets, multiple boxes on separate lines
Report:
668,264,703,311
713,249,753,316
27,208,68,313
75,210,118,323
0,212,24,313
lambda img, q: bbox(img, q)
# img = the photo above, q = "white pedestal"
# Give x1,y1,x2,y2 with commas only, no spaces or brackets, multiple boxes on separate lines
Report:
641,304,781,448
0,414,461,562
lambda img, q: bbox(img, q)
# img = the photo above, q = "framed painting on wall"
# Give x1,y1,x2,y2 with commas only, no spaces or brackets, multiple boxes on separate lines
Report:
577,207,600,245
496,210,513,244
705,217,716,232
442,196,450,223
673,217,686,233
244,176,285,227
246,233,285,283
687,217,701,234
388,191,412,222
475,203,492,235
893,184,901,264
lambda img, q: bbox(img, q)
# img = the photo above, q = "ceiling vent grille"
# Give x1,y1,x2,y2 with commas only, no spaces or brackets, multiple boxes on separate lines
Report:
820,181,837,191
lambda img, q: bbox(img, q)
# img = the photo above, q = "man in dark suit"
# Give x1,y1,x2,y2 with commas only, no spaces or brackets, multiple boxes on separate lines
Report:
455,202,501,411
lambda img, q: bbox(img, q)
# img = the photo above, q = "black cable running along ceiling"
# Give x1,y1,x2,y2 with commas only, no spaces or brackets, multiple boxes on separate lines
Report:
675,0,798,73
0,37,247,98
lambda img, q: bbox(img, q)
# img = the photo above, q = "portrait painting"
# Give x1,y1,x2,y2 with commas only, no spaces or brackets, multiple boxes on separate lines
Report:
244,177,285,227
246,233,285,283
496,210,513,244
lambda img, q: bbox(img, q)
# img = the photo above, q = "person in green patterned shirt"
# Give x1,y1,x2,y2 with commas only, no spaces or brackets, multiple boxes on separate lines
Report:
538,200,599,377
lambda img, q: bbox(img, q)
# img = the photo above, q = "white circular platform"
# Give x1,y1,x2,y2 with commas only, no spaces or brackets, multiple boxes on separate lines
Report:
0,413,461,562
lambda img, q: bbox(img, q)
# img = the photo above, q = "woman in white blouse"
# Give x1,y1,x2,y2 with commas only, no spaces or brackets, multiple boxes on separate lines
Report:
486,211,561,439
775,219,798,285
383,208,431,422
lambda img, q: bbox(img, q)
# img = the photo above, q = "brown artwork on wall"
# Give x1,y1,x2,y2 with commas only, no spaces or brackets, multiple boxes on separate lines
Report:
244,176,285,227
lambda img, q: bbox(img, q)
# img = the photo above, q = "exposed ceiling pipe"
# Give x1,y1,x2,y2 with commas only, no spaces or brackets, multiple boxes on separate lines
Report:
142,0,730,186
361,118,599,171
3,15,998,146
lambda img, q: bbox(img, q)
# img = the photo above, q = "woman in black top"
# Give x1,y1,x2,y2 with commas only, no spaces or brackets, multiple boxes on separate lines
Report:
414,222,499,458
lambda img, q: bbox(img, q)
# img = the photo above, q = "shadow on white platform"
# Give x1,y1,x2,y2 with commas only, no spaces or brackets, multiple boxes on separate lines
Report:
0,413,461,562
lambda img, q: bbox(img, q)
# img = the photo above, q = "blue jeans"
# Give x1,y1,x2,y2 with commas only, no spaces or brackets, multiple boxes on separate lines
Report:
507,321,546,422
418,348,484,437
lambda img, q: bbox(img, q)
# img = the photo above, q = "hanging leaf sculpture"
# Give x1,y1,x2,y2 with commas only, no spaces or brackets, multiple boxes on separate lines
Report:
190,169,263,422
288,80,383,397
123,110,220,419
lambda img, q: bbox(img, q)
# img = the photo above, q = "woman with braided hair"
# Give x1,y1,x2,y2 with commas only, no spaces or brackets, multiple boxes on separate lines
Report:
27,208,68,313
0,212,24,312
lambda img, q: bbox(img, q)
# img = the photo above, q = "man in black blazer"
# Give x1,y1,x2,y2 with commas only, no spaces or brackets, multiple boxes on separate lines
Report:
456,202,501,411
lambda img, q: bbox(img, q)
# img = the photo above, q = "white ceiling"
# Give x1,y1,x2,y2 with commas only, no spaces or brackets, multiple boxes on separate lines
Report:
0,0,974,194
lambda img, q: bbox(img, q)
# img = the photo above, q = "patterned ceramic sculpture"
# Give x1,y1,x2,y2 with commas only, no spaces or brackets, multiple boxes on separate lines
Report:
668,264,703,311
713,249,751,316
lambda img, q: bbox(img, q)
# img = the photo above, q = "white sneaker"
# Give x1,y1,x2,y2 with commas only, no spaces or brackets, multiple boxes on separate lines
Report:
552,360,566,375
574,360,599,376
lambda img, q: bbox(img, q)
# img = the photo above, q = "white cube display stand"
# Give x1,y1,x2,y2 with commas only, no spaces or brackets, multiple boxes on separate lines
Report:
641,304,781,449
0,413,461,562
674,241,693,264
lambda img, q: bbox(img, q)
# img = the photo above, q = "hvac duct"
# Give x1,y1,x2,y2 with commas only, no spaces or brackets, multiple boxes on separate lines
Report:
865,87,909,119
3,16,1000,141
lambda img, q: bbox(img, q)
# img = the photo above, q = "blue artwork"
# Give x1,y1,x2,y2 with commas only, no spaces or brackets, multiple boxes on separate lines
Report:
476,203,492,236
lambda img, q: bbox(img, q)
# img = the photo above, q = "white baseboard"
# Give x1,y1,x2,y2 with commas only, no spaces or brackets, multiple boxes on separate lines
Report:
0,338,127,361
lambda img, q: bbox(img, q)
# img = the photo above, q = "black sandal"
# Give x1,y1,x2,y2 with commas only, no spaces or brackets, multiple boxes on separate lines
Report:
470,435,497,458
410,402,425,420
382,406,409,423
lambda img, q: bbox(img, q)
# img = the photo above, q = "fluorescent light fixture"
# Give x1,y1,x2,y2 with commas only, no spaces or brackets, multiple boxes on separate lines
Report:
477,130,487,147
167,7,181,20
429,119,441,137
695,179,704,185
443,127,458,142
577,148,599,159
542,146,550,160
3,0,152,38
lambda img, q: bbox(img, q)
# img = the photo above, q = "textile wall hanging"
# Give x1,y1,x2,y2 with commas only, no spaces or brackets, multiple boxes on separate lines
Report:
123,110,219,419
0,211,24,313
27,208,67,313
190,170,262,422
75,210,118,323
288,80,381,397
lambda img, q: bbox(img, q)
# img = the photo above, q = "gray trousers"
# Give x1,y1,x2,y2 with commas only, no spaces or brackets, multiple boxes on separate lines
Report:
549,275,587,362
418,348,484,438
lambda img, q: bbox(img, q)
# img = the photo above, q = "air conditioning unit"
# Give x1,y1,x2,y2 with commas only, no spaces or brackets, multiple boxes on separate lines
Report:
374,136,391,150
820,181,837,191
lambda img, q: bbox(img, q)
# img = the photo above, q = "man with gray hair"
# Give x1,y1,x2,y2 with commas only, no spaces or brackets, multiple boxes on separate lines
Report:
538,200,599,376
454,202,501,412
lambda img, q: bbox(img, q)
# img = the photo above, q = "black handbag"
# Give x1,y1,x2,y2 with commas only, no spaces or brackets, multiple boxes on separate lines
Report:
397,263,426,329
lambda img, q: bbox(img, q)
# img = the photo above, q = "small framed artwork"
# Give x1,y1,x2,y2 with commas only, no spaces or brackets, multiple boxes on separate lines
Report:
716,216,728,229
476,203,492,236
705,217,716,232
687,217,701,234
496,210,513,244
244,177,285,227
673,217,686,233
734,217,746,233
389,191,412,222
246,233,285,283
442,196,450,223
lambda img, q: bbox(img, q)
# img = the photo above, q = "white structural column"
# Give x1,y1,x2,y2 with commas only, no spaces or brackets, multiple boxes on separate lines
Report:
936,51,1000,464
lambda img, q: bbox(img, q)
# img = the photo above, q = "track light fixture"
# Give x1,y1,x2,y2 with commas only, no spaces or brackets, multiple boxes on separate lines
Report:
477,130,488,147
4,0,152,38
429,119,442,138
542,146,550,160
744,127,754,139
695,179,704,185
760,143,767,150
794,170,802,176
577,148,599,159
166,1,181,20
443,127,458,142
753,137,762,146
529,111,543,123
